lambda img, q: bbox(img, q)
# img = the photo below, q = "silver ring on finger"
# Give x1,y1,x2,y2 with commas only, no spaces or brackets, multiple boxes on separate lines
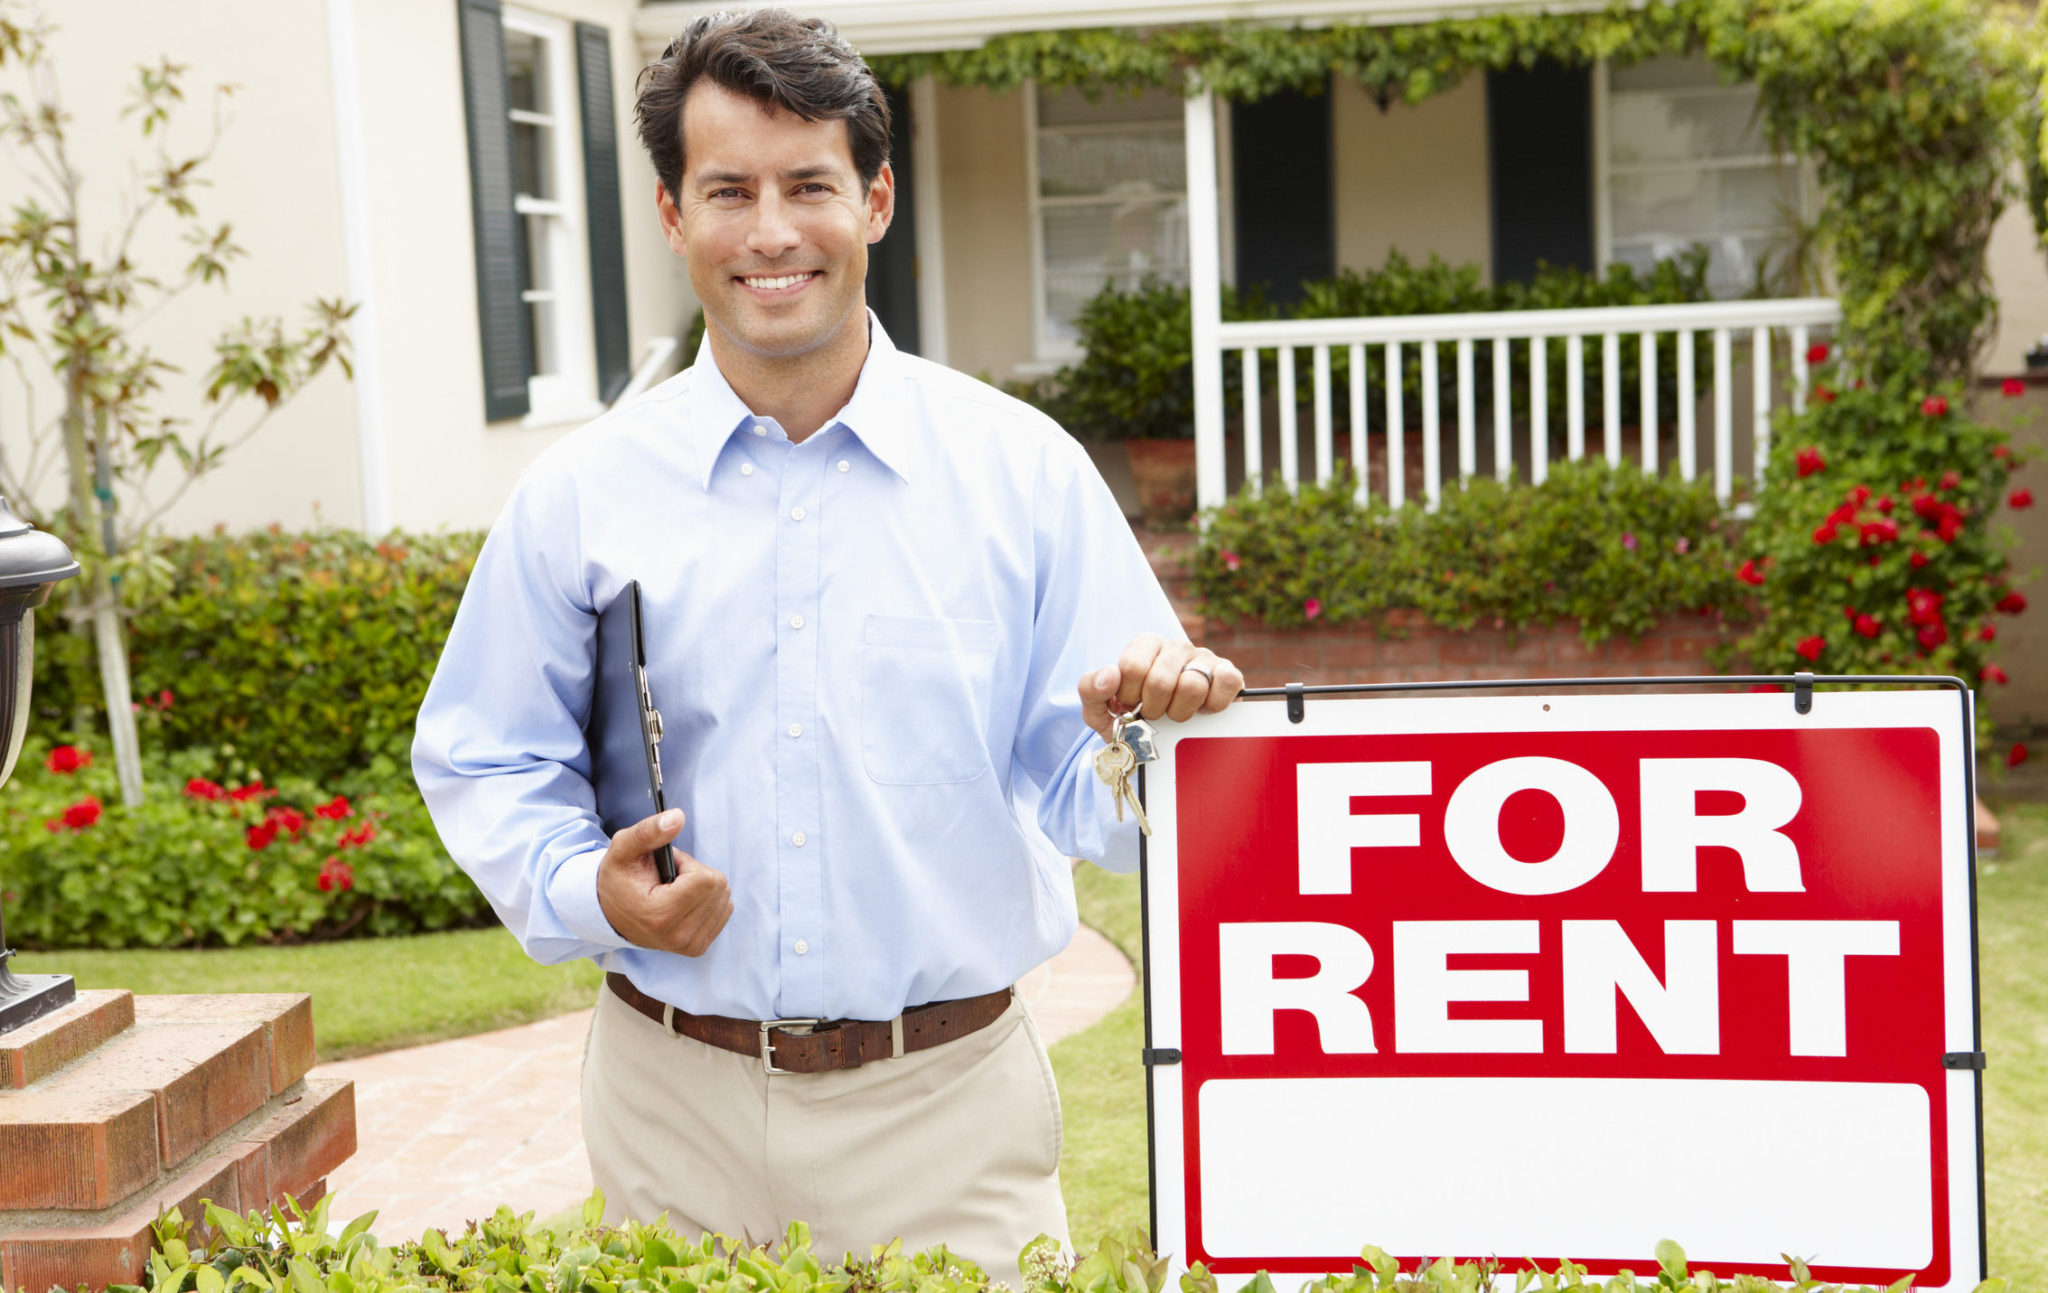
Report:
1181,662,1215,684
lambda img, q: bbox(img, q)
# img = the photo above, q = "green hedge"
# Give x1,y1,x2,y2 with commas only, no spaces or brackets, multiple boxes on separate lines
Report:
1192,459,1744,643
32,528,482,787
128,1191,1968,1293
0,739,488,949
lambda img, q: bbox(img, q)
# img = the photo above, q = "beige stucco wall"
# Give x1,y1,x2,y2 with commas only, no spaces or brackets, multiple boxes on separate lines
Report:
931,83,1036,383
1983,181,2048,379
0,3,362,536
1331,75,1492,280
358,0,693,535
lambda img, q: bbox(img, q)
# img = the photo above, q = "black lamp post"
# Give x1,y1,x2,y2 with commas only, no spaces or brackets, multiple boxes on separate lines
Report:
0,495,80,1033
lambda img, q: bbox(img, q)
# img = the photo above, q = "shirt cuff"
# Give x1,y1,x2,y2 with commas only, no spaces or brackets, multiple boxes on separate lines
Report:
548,846,631,950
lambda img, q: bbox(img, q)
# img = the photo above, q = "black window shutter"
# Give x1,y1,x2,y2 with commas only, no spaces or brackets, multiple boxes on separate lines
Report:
1231,81,1335,308
457,0,531,422
577,22,632,404
1486,61,1595,284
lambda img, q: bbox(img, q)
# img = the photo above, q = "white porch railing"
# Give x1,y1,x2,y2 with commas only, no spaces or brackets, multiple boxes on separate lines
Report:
1196,297,1845,512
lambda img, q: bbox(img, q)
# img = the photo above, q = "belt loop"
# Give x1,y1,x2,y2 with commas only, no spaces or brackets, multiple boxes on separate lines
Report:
890,1013,905,1059
662,1001,676,1033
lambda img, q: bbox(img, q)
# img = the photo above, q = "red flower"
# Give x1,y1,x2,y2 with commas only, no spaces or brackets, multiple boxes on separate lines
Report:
2011,488,2035,510
44,745,90,775
245,820,279,851
229,782,269,803
1996,592,2028,614
1911,493,1941,520
2002,377,2026,397
1812,521,1841,545
1813,384,1837,404
1303,598,1322,621
1939,471,1960,492
1910,551,1930,569
1853,614,1882,639
266,806,306,839
338,823,378,850
1876,495,1894,513
2011,743,2030,769
1796,446,1826,477
1846,484,1871,508
1905,588,1945,626
1806,342,1830,365
54,797,101,831
1858,518,1899,545
1795,636,1825,663
1736,559,1766,586
1994,445,2011,461
1220,550,1241,573
1937,509,1963,544
314,795,352,821
317,857,355,893
1916,623,1948,650
1980,664,2008,685
1921,395,1949,417
1980,624,1997,642
183,778,226,802
1747,684,1783,693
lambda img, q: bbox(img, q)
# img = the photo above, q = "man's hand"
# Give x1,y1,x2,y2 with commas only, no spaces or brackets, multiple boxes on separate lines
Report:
1077,633,1245,742
596,809,733,957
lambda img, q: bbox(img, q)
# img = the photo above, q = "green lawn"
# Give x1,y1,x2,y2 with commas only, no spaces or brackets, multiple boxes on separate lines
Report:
1979,799,2048,1291
11,929,603,1062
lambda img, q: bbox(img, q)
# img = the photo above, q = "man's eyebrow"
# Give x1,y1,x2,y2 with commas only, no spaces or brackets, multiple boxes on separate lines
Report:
693,163,849,188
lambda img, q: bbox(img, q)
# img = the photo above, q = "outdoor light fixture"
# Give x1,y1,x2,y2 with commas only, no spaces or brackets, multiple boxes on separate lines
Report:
0,494,80,1033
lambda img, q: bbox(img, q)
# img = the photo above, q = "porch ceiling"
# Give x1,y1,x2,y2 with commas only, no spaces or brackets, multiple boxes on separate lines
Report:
635,0,1605,58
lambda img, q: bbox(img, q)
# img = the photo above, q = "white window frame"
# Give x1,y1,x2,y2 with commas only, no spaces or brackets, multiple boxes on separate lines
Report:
1023,79,1191,367
1593,56,1814,297
504,6,604,427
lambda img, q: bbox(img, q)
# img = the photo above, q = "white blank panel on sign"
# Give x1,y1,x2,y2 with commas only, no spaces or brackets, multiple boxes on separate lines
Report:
1197,1077,1932,1268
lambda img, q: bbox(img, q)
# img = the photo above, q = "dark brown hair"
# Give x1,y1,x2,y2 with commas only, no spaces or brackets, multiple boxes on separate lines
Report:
634,9,891,200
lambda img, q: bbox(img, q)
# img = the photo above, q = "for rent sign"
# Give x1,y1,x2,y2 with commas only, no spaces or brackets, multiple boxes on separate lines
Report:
1140,689,1981,1291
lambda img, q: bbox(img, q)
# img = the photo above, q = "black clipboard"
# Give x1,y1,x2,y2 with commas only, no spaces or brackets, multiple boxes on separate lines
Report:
586,580,677,883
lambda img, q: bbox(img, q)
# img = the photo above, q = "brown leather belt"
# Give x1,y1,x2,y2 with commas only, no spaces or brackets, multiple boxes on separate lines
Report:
604,971,1012,1075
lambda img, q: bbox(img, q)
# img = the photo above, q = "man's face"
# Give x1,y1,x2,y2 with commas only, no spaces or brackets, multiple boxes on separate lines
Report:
657,82,893,363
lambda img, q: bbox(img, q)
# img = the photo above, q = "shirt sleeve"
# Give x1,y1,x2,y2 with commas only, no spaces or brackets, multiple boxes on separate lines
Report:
1014,430,1189,873
411,465,631,964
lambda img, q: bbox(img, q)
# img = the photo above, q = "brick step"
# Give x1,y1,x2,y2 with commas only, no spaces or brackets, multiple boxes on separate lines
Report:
0,1077,355,1293
0,992,134,1091
0,995,317,1211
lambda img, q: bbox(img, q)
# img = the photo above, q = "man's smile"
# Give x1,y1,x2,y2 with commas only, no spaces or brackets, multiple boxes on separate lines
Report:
737,270,821,294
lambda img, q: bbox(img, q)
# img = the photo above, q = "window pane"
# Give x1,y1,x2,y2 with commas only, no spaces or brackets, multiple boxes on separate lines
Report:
1039,127,1184,198
1610,165,1794,243
1610,54,1728,93
506,30,544,113
527,298,558,378
523,213,555,295
1611,233,1792,298
1042,198,1189,344
1038,85,1182,127
513,120,552,199
1609,89,1766,167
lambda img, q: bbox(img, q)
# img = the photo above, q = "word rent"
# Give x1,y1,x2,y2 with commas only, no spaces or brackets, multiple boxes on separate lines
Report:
1218,756,1899,1059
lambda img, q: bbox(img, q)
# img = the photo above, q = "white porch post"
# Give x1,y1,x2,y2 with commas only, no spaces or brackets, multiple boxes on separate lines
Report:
1185,86,1227,511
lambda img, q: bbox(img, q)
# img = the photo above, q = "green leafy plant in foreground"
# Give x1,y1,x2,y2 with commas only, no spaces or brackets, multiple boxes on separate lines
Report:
119,1194,2005,1293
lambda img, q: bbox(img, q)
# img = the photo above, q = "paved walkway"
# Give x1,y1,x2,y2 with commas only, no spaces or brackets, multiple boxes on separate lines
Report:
311,925,1136,1242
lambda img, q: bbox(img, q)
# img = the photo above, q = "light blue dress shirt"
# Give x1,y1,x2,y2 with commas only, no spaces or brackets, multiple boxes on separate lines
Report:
412,319,1185,1021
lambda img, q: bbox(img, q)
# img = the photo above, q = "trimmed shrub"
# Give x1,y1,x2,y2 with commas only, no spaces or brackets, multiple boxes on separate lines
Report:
32,528,482,786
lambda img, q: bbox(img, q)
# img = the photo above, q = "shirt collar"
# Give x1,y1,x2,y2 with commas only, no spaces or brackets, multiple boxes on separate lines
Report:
690,311,915,489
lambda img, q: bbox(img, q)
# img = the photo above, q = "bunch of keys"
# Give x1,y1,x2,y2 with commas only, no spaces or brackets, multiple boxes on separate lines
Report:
1094,709,1159,836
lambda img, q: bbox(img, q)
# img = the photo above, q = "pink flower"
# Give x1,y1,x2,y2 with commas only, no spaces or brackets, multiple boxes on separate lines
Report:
2002,377,2025,397
1220,550,1241,572
1673,536,1690,554
1980,663,2008,685
1303,598,1323,621
1621,531,1638,551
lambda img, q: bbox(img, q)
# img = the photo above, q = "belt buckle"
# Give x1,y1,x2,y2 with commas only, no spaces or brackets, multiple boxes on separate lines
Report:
760,1018,821,1076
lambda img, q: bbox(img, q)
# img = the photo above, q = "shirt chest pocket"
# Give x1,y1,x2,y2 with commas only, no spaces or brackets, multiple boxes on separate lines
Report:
861,613,1000,786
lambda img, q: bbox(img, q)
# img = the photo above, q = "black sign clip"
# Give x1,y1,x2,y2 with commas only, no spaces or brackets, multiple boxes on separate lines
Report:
1942,1051,1987,1070
1792,671,1815,715
1286,682,1306,724
1142,1047,1183,1066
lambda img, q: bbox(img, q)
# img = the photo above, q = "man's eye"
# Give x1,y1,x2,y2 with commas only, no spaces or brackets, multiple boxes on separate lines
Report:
711,188,745,200
796,183,830,196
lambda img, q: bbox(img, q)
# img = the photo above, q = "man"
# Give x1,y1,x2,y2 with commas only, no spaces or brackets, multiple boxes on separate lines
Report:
411,8,1243,1281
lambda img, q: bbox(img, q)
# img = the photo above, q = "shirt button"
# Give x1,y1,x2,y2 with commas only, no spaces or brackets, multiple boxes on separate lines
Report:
792,831,807,847
740,462,754,477
789,614,804,630
787,723,803,738
790,506,806,521
837,460,850,473
751,423,767,437
794,940,809,955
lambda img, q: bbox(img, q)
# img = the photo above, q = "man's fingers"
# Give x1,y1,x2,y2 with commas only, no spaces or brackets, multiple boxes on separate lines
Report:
1115,634,1165,714
611,808,685,866
1201,655,1247,712
1078,664,1122,740
1137,640,1197,719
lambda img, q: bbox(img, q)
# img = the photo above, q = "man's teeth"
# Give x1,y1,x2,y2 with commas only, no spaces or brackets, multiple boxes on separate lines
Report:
743,272,814,290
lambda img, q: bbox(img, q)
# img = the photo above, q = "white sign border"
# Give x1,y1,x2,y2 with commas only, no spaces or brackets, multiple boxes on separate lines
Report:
1138,685,1984,1291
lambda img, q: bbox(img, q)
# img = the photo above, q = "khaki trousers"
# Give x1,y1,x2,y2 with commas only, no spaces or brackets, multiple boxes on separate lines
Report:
581,984,1071,1283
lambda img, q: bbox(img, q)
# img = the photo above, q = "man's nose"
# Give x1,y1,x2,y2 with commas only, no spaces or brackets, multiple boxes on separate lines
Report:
746,192,803,258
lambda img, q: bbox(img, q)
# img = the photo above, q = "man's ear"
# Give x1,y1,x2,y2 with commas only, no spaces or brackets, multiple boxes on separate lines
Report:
864,160,896,246
655,183,689,258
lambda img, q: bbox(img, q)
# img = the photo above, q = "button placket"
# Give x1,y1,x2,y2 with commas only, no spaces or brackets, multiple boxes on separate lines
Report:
773,439,830,1015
